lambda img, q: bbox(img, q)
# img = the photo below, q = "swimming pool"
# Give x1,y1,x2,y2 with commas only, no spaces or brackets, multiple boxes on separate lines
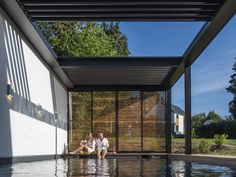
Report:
0,157,235,177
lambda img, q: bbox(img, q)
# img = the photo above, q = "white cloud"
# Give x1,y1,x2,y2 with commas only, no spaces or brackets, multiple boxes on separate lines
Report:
192,79,227,95
191,48,235,96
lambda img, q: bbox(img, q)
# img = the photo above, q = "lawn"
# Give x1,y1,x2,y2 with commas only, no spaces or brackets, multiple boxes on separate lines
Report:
174,138,236,145
173,138,236,156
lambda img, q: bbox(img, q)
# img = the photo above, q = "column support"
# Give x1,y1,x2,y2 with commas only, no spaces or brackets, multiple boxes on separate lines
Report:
166,89,172,153
185,66,192,154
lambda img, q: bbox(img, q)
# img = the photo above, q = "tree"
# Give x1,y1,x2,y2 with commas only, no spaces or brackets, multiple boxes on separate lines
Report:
226,58,236,119
101,22,130,56
192,113,207,129
206,111,222,122
37,22,130,57
37,22,130,132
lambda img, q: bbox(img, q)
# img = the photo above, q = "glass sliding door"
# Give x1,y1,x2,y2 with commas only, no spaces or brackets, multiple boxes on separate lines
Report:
93,91,116,152
70,90,167,153
70,92,92,151
118,91,141,151
143,91,166,151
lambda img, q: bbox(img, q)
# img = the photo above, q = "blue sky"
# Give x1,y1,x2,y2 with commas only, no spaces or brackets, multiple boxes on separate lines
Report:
120,15,236,117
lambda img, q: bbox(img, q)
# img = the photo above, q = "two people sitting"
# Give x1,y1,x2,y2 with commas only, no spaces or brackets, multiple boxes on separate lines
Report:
70,131,109,160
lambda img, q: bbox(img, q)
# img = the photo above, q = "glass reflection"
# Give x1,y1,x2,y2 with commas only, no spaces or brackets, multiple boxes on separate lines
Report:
70,92,92,152
70,91,166,153
93,92,116,153
0,158,235,177
143,91,166,151
118,91,141,151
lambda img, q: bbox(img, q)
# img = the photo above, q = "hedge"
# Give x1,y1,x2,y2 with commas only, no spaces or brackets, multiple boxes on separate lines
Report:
195,120,236,139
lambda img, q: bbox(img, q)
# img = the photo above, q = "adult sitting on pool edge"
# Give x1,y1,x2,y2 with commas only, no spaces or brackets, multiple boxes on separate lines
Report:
96,131,109,160
70,132,96,154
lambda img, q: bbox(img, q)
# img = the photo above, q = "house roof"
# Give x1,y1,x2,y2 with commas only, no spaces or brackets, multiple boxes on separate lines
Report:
171,104,185,116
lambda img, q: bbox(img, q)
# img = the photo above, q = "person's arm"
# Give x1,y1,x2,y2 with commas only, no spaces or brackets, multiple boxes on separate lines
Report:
95,139,98,150
92,140,96,151
105,138,109,148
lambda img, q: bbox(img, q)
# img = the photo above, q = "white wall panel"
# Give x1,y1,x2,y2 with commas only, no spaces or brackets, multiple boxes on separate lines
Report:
0,10,68,158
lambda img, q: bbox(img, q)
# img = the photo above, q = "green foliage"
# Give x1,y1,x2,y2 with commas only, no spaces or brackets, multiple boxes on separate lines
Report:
195,120,236,139
206,111,222,122
101,22,130,56
224,120,236,138
226,58,236,119
192,113,207,129
37,21,130,137
198,139,210,153
37,22,130,57
192,128,197,139
214,134,228,148
193,111,223,138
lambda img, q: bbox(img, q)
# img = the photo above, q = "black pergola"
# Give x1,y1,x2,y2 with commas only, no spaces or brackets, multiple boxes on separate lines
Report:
1,0,235,154
18,0,225,21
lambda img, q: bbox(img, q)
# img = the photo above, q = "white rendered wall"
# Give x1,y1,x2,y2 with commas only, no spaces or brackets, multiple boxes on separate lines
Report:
0,10,68,158
171,112,185,135
178,114,184,134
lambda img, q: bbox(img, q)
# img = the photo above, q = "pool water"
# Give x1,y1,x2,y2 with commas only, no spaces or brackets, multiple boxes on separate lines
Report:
0,157,235,177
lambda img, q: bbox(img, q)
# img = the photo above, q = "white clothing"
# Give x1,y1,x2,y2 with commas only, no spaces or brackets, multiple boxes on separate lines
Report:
87,140,96,153
96,138,109,150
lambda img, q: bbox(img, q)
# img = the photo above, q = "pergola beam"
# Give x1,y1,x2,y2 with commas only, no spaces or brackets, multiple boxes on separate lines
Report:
18,0,224,21
20,0,223,6
58,56,183,68
31,17,210,22
24,6,219,12
167,0,236,88
69,85,165,91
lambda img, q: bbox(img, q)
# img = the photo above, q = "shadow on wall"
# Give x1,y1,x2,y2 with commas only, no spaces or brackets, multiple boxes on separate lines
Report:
2,18,68,128
0,14,66,162
0,14,12,164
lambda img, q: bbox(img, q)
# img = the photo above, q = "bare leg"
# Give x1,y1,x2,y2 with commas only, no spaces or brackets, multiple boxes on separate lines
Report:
70,144,85,154
97,149,102,159
101,150,107,160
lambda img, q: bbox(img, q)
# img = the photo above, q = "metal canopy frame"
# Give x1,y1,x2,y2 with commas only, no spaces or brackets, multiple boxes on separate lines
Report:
18,0,225,22
58,57,182,88
58,56,182,68
0,0,236,155
1,0,235,90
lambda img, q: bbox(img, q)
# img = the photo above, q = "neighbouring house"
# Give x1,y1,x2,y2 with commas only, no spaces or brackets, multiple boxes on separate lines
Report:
203,119,217,126
171,105,185,135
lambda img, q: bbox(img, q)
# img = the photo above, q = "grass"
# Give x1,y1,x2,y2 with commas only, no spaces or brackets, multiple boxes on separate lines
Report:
174,138,236,145
173,138,236,156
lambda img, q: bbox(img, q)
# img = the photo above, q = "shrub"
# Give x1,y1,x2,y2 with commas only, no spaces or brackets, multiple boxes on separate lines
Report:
198,139,210,153
195,120,236,139
213,134,228,148
223,120,236,138
192,128,197,139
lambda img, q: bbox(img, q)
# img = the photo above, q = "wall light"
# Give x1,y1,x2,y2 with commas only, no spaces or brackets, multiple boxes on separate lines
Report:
36,104,43,118
37,104,43,112
7,84,14,97
54,112,58,122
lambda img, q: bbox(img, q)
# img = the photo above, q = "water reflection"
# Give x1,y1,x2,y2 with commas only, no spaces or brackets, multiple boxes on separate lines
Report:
0,158,235,177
